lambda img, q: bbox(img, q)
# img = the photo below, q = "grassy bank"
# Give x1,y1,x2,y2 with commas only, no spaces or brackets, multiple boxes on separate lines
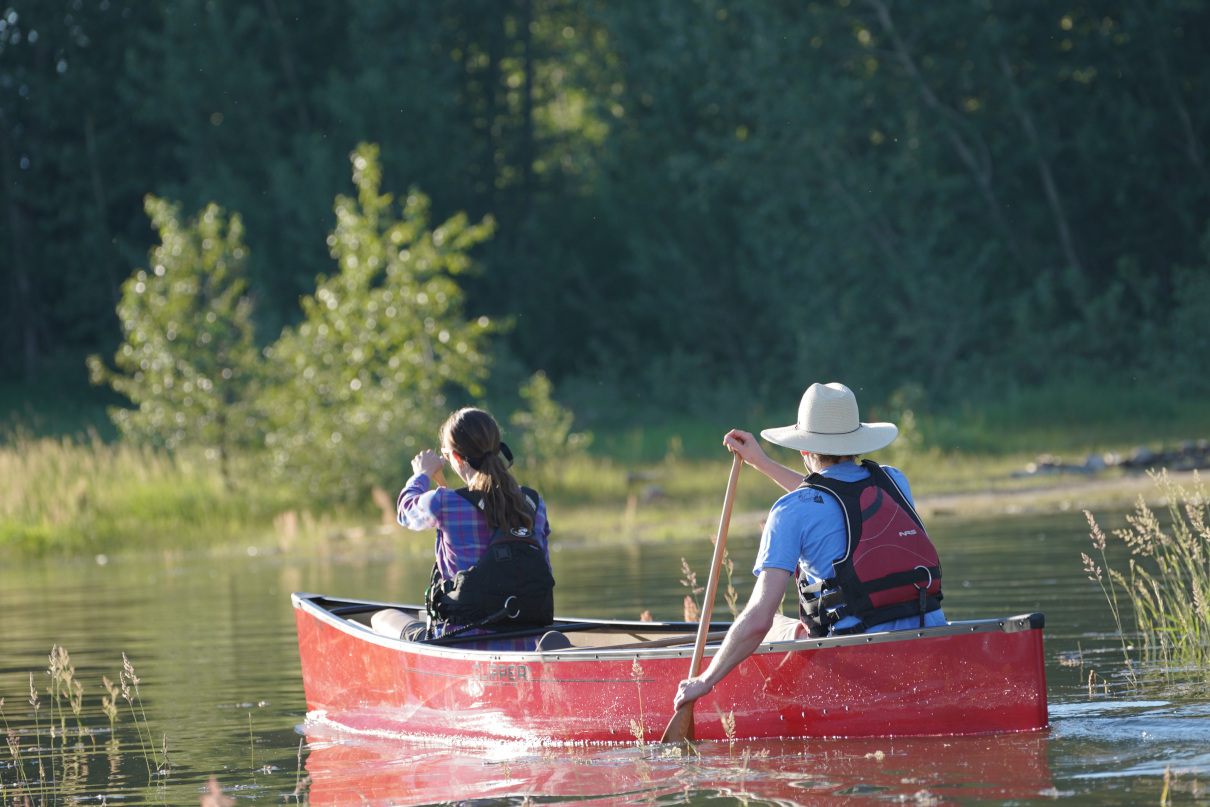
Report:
0,431,297,557
3,376,1208,559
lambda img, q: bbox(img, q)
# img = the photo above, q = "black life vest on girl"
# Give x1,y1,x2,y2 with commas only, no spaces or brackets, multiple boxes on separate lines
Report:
424,486,555,634
797,461,942,636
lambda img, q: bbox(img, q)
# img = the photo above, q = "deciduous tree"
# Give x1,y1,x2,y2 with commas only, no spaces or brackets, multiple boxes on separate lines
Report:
261,144,497,502
88,197,261,488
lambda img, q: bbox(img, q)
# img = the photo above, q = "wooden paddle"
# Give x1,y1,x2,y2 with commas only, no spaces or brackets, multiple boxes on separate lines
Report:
660,451,743,743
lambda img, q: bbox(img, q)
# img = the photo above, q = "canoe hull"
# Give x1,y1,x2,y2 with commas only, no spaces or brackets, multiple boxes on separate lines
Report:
292,593,1048,743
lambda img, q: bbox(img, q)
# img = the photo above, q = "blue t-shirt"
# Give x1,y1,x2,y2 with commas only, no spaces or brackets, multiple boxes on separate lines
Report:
753,461,947,634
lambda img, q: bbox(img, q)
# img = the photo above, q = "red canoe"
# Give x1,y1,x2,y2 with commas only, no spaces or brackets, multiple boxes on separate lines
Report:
292,592,1049,743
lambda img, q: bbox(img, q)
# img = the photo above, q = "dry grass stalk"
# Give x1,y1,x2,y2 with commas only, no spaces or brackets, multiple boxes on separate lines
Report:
683,595,699,623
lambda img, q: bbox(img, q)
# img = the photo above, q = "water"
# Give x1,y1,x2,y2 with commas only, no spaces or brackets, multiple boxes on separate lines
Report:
1,508,1207,806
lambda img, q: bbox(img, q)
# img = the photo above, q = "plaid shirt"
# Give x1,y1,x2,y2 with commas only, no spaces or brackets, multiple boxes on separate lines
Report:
398,472,553,651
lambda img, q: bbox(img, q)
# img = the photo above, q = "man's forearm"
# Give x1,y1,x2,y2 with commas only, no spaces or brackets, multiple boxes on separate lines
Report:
753,455,806,493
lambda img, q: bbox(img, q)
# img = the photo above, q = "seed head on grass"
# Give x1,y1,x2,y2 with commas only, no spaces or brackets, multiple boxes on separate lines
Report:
102,676,120,726
1081,552,1101,583
629,719,646,748
630,659,646,745
28,674,40,715
721,552,740,618
715,706,737,756
683,596,699,623
122,653,140,687
6,728,21,766
118,654,164,777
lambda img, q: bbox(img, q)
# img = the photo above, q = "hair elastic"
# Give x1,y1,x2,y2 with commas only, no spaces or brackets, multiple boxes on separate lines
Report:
466,441,514,471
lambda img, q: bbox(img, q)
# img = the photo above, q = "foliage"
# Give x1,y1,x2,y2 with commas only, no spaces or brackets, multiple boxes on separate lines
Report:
261,144,496,502
509,370,591,467
1083,471,1210,683
1169,223,1210,394
3,1,1210,424
86,197,261,487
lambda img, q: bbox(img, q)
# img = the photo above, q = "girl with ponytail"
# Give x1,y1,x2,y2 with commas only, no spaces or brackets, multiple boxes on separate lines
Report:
372,407,554,650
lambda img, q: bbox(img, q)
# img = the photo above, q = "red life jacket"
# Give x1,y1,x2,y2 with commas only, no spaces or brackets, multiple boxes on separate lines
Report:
797,461,942,636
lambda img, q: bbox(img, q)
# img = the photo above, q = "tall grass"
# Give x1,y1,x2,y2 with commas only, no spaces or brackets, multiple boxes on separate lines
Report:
1083,471,1210,682
0,430,291,557
1,648,166,804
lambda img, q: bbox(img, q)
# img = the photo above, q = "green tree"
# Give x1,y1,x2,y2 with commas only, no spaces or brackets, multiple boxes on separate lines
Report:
261,144,497,502
1,1,162,381
87,197,261,488
510,369,591,467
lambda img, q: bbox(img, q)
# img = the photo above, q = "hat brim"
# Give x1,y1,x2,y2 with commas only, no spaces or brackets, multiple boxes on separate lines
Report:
760,422,898,455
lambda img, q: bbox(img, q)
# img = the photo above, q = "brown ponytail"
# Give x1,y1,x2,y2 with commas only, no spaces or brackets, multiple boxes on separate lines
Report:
439,407,533,531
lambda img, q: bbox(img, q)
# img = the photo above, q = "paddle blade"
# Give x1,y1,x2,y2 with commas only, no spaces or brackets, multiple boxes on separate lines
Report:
660,702,695,744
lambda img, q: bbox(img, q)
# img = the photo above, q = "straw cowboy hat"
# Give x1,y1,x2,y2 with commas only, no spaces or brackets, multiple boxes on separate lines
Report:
761,382,898,455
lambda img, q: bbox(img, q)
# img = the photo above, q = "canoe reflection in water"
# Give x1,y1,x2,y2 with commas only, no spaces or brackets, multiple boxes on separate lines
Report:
300,727,1055,807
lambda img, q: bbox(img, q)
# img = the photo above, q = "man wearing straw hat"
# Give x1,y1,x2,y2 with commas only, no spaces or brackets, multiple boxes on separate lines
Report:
673,382,946,712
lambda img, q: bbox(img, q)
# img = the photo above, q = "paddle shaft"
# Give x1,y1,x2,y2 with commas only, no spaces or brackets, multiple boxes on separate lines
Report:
661,451,742,742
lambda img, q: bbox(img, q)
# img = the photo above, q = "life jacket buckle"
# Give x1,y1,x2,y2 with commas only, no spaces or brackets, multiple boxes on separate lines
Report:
503,595,521,619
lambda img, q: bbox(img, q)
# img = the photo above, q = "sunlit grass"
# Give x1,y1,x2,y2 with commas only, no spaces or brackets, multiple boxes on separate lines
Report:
1,648,166,804
919,377,1210,456
1083,471,1210,684
4,376,1209,558
0,430,293,558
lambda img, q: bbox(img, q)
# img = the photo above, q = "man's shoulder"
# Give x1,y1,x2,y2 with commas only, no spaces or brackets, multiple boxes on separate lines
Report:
874,462,908,481
869,462,914,504
772,485,838,513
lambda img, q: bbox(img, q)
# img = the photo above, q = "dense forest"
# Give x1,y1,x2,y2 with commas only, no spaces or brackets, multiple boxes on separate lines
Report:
3,0,1209,421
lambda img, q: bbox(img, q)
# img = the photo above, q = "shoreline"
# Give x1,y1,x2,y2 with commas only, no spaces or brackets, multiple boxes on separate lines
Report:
914,468,1202,520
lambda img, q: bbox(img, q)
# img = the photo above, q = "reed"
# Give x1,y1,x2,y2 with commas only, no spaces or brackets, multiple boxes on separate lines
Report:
47,646,86,740
120,654,168,778
1083,471,1210,682
1,648,169,804
630,658,647,747
2,699,31,790
679,545,742,623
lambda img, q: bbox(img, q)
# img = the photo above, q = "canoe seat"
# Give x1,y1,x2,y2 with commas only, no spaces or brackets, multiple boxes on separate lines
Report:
535,631,573,651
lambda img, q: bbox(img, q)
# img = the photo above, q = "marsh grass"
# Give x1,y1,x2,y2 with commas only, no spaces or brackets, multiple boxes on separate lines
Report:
119,653,166,779
1,649,166,805
46,647,85,739
1083,471,1210,683
0,430,294,558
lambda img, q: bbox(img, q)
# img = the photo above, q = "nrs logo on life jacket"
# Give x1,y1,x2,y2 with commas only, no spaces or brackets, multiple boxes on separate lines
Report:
796,461,942,636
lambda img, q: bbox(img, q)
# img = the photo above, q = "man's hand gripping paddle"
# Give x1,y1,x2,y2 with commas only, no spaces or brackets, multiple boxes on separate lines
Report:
660,451,742,743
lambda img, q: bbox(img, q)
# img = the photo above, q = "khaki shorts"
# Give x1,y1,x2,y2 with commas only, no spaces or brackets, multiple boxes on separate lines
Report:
766,613,808,642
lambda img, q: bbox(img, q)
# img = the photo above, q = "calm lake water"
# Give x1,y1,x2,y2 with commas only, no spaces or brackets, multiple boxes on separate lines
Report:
1,505,1207,806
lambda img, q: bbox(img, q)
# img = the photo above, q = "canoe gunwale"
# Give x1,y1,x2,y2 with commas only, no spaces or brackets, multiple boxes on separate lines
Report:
291,591,1044,662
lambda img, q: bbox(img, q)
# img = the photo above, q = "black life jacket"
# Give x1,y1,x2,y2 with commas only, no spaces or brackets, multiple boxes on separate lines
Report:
796,461,942,636
424,486,555,634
